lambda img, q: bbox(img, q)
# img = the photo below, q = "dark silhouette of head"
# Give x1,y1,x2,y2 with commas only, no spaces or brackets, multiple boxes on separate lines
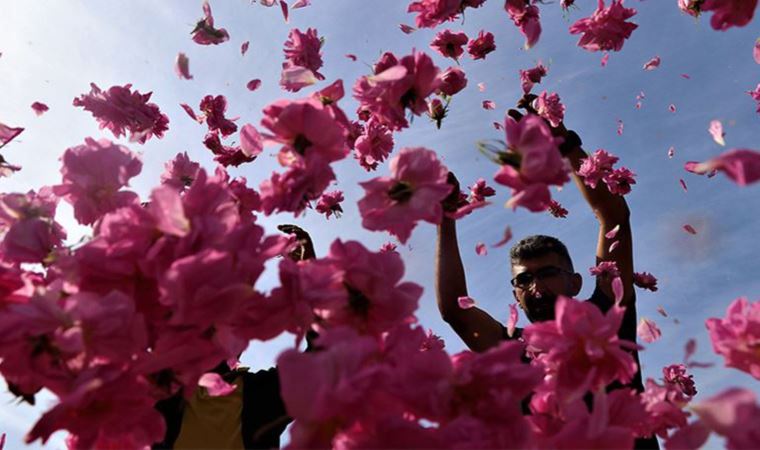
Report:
509,235,582,322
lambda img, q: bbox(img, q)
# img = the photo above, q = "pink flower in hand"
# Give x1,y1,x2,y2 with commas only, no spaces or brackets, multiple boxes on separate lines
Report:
430,29,468,60
354,119,394,171
437,66,468,96
52,138,142,226
705,297,760,379
662,364,697,398
73,83,169,144
358,147,451,243
603,166,637,195
522,296,638,401
577,149,619,188
685,148,760,186
467,30,496,60
493,114,569,212
569,0,639,52
519,62,548,94
532,91,565,127
191,1,230,45
315,190,344,219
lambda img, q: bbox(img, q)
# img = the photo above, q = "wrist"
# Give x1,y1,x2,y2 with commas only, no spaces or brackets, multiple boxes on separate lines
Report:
559,130,582,156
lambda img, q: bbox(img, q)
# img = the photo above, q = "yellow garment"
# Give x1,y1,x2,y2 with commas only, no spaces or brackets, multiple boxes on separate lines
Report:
174,377,245,450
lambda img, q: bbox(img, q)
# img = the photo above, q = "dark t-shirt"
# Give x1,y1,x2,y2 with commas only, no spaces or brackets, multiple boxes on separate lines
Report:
503,288,659,450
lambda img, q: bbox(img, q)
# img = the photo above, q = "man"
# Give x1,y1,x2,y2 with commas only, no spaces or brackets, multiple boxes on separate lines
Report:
154,225,316,450
435,98,658,448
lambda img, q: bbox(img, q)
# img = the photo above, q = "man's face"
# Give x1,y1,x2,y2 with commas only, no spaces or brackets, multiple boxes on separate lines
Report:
511,253,581,323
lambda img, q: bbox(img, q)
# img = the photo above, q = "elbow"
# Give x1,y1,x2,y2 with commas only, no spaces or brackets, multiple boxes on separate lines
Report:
595,201,630,225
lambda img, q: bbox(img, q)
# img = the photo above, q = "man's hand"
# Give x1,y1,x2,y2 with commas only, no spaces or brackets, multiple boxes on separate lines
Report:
278,224,316,261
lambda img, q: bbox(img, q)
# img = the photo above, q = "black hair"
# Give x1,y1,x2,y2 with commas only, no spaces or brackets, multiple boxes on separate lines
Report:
509,235,574,270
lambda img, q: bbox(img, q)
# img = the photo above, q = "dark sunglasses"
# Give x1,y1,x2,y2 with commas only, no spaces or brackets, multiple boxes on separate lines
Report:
510,266,573,288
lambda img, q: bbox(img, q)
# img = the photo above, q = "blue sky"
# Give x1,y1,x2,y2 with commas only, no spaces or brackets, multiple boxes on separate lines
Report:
1,0,759,448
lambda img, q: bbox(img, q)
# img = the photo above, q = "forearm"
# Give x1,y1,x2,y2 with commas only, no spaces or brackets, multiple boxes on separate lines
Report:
435,217,469,322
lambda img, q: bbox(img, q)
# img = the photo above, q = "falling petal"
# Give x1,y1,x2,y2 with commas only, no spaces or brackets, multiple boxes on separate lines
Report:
680,73,691,79
0,122,24,148
199,373,236,397
608,240,620,252
507,303,519,337
399,24,416,34
246,79,262,91
601,52,609,67
683,224,697,235
657,306,668,317
668,104,676,113
642,55,661,70
31,102,49,116
241,41,250,55
679,178,688,192
493,121,503,130
708,120,726,146
482,100,496,110
605,224,620,239
292,0,310,8
617,119,624,135
458,296,476,309
280,0,289,22
345,54,357,61
492,226,513,248
612,276,624,303
174,52,193,80
180,103,200,122
754,38,760,64
637,318,662,343
477,82,486,92
684,339,697,362
475,242,487,256
668,146,675,158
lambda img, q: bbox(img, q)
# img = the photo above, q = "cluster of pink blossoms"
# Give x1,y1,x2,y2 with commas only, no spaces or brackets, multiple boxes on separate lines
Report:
281,27,325,92
72,83,169,144
578,149,637,195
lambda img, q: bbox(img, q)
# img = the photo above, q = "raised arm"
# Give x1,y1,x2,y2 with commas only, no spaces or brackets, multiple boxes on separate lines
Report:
436,175,505,353
563,145,635,310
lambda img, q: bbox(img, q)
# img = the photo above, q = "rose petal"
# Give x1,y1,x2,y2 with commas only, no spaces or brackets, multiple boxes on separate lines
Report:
601,52,609,67
492,226,513,248
708,120,726,146
31,102,49,116
683,224,697,235
241,41,250,55
637,317,661,343
475,242,487,256
668,104,677,113
199,373,236,397
280,0,289,22
754,38,760,64
477,82,486,92
642,55,660,70
174,53,193,80
457,296,476,309
608,240,620,252
399,24,416,34
246,79,262,91
668,146,675,158
612,276,624,303
507,303,519,337
605,224,620,239
679,178,688,192
180,103,201,122
482,100,495,110
345,54,357,61
656,306,668,317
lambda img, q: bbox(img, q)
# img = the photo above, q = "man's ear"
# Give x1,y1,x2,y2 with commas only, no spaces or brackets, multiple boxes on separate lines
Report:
569,273,583,297
512,290,524,310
